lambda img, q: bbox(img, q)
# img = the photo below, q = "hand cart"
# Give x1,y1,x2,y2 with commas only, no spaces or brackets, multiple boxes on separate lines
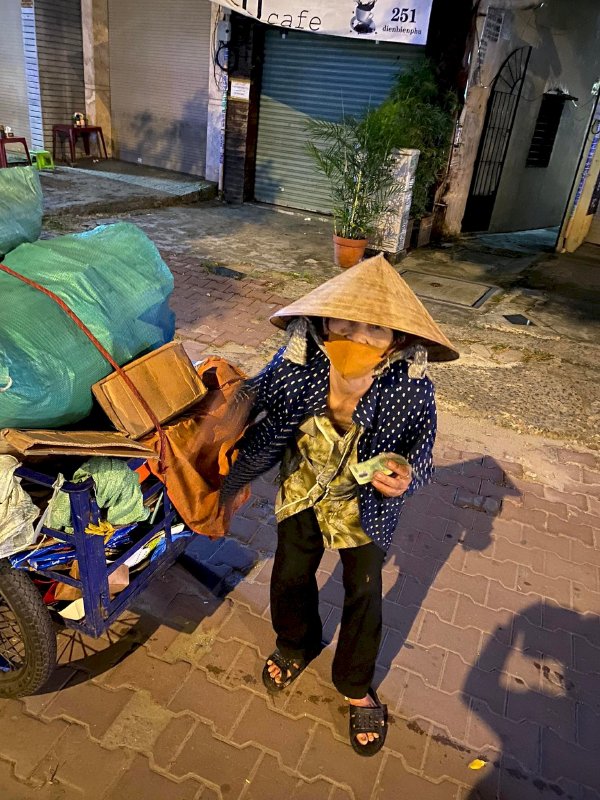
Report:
0,460,193,698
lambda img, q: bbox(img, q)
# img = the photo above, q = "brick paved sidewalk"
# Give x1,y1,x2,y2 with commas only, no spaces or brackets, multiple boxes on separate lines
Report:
1,262,599,800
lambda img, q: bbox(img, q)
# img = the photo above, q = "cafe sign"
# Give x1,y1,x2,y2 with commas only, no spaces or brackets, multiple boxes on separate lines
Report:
216,1,433,45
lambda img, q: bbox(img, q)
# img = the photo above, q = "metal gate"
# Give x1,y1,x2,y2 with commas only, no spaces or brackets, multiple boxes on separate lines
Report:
463,47,532,232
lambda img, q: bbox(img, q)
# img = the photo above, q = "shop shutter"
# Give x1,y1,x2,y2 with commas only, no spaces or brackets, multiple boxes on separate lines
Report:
28,0,85,149
108,0,211,175
255,29,424,213
0,0,31,143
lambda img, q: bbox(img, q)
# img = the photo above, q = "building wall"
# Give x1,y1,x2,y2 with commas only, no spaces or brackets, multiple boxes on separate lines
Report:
0,0,31,141
490,1,600,232
443,0,600,236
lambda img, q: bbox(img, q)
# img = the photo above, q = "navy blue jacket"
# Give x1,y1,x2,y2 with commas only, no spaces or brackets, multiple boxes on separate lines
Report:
223,345,436,551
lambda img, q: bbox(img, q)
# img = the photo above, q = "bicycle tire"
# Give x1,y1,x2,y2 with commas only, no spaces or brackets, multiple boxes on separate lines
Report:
0,560,56,697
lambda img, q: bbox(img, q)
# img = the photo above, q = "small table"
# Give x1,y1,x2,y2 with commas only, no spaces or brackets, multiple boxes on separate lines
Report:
0,137,32,168
52,124,108,164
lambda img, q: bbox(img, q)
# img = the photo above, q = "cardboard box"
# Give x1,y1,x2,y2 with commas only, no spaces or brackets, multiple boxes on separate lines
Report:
92,341,207,438
2,428,158,459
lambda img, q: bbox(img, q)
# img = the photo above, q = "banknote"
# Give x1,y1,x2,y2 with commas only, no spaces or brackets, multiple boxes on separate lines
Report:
350,453,411,485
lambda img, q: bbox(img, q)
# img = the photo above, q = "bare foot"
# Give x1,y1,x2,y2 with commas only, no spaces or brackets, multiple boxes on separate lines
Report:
266,658,300,685
348,694,379,746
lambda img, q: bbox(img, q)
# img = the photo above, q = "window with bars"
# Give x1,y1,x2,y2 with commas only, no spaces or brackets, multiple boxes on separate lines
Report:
526,93,569,168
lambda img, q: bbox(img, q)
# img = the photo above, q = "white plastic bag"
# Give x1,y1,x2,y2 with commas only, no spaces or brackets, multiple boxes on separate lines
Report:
0,455,39,558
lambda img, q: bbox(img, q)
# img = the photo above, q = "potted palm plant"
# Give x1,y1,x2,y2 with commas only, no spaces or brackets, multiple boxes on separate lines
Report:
380,60,457,248
306,111,398,268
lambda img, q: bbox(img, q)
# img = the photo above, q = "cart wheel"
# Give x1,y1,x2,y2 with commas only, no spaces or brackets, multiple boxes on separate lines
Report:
0,560,56,698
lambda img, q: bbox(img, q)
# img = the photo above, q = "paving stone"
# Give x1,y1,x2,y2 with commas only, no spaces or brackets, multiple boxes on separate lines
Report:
283,669,343,734
390,634,447,687
299,723,381,798
462,551,518,590
541,727,599,794
485,582,543,624
217,606,277,658
196,636,245,683
0,703,69,783
231,694,314,769
152,714,198,771
101,691,174,753
571,583,600,617
31,722,132,799
571,539,600,569
442,652,507,717
22,665,79,718
105,753,202,800
382,713,431,770
573,635,600,675
492,536,546,573
511,615,574,666
417,611,482,665
466,698,541,775
40,678,135,740
424,724,497,789
169,668,252,735
453,596,513,644
221,642,268,693
506,674,577,744
397,576,459,622
102,645,191,705
546,551,599,592
576,703,600,752
516,566,572,607
557,450,599,469
434,565,489,605
373,663,410,711
0,759,82,800
400,672,470,742
377,753,462,799
171,719,261,795
242,753,333,800
546,514,595,547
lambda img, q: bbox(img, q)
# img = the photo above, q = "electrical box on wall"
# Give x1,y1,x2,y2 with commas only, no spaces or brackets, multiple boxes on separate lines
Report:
217,20,231,43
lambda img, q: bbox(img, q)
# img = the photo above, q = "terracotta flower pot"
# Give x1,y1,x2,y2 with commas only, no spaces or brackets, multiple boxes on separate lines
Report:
332,234,368,269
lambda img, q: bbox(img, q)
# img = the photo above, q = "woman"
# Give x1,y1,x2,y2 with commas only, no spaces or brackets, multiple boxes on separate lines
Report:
222,254,458,755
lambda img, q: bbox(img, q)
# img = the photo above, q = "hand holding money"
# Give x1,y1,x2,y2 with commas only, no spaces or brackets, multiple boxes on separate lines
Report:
351,453,412,498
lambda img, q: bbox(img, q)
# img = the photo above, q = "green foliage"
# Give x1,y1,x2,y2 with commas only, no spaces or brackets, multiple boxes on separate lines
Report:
305,59,456,235
306,111,398,240
382,59,457,219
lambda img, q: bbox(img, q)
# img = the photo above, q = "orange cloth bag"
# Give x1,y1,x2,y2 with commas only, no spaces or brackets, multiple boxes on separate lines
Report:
142,357,253,537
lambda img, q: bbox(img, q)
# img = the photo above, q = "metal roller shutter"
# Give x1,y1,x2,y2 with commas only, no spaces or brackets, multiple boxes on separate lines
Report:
28,0,85,149
255,29,424,213
108,0,211,175
0,0,31,142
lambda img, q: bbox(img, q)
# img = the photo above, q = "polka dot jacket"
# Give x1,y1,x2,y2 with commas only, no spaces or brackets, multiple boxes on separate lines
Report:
222,344,436,552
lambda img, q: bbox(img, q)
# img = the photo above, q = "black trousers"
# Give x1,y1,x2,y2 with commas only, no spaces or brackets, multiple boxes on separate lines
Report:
271,508,386,699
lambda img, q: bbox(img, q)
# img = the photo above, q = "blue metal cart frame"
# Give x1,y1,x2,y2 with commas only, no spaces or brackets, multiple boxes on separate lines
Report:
11,461,192,638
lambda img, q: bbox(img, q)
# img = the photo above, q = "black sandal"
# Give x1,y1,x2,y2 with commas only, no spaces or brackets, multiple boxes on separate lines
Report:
262,649,310,693
349,688,388,757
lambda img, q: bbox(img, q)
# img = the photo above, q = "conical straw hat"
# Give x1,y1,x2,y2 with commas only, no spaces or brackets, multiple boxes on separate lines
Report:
271,253,459,362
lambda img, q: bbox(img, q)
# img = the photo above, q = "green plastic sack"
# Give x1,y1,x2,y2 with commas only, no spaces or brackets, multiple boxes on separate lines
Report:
0,166,43,258
0,222,175,428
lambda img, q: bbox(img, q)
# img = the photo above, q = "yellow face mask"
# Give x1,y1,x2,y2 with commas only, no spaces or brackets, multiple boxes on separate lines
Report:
323,336,387,380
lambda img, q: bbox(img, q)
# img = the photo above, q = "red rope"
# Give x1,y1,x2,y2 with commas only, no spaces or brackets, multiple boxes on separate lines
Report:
0,262,167,473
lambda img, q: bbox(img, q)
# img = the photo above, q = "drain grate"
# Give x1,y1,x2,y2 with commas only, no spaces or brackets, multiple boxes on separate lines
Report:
503,314,536,326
